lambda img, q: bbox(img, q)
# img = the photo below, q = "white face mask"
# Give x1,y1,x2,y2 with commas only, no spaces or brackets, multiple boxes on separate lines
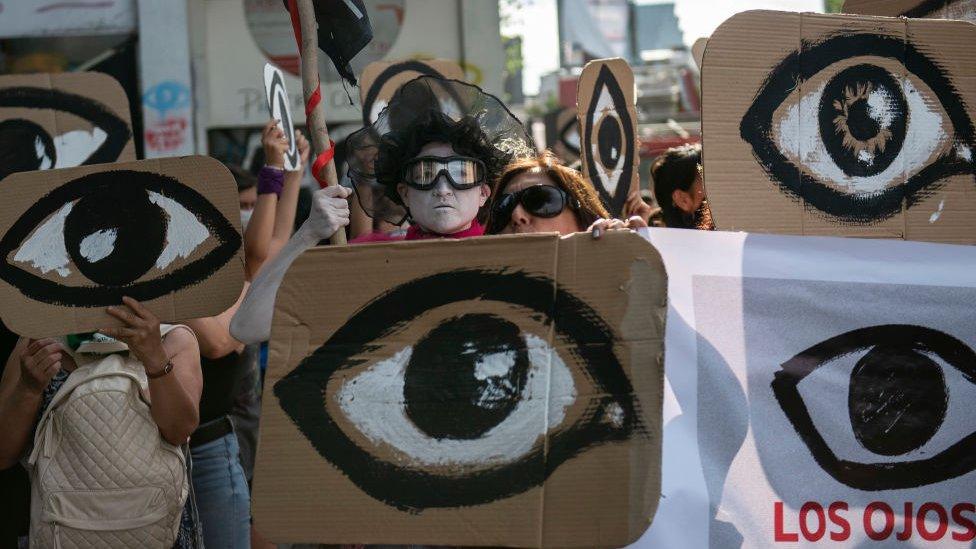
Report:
240,208,253,232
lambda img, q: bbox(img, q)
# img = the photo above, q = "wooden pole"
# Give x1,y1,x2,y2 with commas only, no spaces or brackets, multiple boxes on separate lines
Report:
295,0,347,245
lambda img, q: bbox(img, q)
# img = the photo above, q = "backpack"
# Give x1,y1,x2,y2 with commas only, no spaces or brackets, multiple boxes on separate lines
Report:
27,325,189,548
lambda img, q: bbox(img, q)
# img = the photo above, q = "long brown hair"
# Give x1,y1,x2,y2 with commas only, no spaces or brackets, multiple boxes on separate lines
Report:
487,152,610,234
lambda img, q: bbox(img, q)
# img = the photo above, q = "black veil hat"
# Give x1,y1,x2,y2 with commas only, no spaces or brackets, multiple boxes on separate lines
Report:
346,76,534,225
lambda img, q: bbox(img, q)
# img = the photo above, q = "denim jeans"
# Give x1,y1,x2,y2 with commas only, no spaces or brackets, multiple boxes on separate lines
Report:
191,431,251,548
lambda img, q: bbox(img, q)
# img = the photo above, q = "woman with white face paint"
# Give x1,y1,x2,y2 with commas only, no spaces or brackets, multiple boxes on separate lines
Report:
231,76,532,344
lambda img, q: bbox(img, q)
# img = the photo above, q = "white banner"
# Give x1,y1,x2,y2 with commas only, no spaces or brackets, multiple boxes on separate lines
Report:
632,228,976,548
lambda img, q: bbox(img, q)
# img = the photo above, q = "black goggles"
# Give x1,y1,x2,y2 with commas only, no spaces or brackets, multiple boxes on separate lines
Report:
401,155,487,191
489,185,577,233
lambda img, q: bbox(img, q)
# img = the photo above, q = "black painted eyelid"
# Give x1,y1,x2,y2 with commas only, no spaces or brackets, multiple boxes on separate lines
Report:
0,170,240,307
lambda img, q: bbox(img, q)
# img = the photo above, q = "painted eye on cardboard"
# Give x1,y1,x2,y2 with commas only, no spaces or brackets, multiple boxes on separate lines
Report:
740,33,976,223
0,171,241,307
582,65,636,215
274,269,641,511
0,87,132,181
265,68,299,171
559,113,581,157
771,324,976,490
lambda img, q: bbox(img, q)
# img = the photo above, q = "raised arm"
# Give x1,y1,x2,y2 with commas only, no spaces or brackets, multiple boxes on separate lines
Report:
184,281,250,360
0,338,65,468
244,119,289,280
230,184,351,344
266,131,308,261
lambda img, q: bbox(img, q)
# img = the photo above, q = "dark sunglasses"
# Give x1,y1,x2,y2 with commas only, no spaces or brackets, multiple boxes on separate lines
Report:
489,185,579,233
401,155,487,191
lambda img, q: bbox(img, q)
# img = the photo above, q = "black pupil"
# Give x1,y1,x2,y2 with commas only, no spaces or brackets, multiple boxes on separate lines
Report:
818,64,908,178
64,184,168,286
404,314,530,440
0,119,56,181
597,115,622,168
848,343,947,456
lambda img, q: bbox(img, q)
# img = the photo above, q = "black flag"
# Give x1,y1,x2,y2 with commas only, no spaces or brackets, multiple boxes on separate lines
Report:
283,0,373,86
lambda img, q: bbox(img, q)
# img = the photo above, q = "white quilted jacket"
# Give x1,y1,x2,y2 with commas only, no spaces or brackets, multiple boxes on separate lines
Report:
27,327,189,549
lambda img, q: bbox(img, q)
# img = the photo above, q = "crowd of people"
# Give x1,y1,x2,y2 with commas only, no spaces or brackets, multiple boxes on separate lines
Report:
0,75,710,548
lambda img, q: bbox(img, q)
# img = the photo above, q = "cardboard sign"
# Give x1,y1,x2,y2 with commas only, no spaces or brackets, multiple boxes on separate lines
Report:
252,231,665,547
543,106,581,164
263,63,300,171
634,227,976,548
691,37,708,70
842,0,976,20
0,156,244,338
0,72,135,183
577,58,639,218
701,11,976,244
359,58,465,125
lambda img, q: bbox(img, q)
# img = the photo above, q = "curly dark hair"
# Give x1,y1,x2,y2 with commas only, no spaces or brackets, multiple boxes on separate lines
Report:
374,110,514,206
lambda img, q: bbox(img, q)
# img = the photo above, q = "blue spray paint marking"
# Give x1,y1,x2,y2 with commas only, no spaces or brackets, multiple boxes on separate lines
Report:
143,81,190,118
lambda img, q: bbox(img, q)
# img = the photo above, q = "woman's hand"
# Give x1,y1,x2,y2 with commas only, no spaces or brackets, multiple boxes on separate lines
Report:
262,118,289,170
17,339,64,394
102,297,169,375
295,129,310,169
624,188,654,225
587,216,648,239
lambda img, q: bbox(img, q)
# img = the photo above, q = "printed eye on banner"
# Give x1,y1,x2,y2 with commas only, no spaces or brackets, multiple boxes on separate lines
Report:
0,171,240,307
582,65,636,217
0,87,131,181
772,324,976,490
274,269,642,511
740,33,976,223
264,65,299,172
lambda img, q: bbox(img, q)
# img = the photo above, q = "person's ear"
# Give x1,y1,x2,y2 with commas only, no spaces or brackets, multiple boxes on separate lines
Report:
397,183,410,205
478,184,490,207
672,188,693,213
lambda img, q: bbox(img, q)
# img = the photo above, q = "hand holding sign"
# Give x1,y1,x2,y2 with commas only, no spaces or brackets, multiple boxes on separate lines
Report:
263,64,300,172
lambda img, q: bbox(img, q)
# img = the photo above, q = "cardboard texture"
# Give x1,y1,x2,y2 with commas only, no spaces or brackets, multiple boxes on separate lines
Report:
264,64,300,171
691,37,708,70
543,106,581,164
0,156,244,338
252,231,665,548
0,72,135,180
359,59,465,125
843,0,976,20
701,11,976,244
577,58,640,218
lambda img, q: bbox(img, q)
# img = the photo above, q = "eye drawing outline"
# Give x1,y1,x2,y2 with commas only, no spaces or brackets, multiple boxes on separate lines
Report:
361,61,460,126
0,170,241,307
559,112,581,157
740,33,976,223
266,70,299,170
582,64,635,216
771,324,976,490
0,86,131,180
274,268,642,511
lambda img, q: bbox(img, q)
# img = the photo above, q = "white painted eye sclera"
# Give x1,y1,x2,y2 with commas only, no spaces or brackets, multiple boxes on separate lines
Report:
12,189,212,282
774,65,948,195
336,333,577,470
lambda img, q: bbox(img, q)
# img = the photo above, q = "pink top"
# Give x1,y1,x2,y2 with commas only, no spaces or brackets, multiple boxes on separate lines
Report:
404,220,485,241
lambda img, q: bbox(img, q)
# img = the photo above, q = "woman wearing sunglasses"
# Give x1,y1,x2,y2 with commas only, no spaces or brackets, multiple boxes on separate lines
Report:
486,153,646,237
232,76,534,344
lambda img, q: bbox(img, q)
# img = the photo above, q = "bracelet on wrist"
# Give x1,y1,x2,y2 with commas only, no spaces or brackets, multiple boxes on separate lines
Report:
258,165,285,197
146,359,174,380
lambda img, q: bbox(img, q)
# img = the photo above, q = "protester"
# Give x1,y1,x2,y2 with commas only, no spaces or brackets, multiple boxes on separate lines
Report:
231,76,534,344
0,298,203,547
243,119,308,279
486,152,646,237
650,143,715,230
229,163,258,232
